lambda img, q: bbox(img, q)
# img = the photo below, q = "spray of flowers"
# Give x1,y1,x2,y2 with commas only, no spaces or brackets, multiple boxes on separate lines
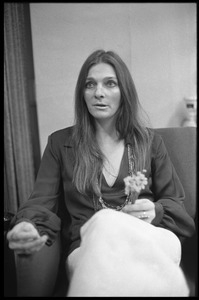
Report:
123,169,148,204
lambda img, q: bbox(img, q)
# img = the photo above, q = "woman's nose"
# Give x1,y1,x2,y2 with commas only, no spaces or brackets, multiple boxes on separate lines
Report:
95,84,105,98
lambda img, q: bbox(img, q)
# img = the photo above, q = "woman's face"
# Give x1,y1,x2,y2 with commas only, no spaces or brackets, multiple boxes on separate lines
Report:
84,63,121,122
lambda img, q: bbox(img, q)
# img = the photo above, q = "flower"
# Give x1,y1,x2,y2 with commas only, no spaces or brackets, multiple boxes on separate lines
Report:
124,169,148,196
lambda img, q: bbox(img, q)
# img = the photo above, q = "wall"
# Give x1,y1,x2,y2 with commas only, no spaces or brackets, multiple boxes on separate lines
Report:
30,3,196,154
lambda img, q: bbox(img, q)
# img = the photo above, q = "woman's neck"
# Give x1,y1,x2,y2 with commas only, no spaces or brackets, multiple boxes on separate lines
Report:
95,119,124,157
95,120,125,187
95,120,119,145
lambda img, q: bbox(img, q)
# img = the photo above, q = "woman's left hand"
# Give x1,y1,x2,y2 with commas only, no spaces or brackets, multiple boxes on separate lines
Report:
122,199,155,223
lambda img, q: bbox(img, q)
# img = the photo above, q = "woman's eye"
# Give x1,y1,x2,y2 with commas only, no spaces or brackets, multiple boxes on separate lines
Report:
106,80,117,87
85,81,95,89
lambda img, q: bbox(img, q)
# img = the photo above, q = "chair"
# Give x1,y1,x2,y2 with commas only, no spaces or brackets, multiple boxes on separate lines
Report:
4,127,197,297
155,127,197,297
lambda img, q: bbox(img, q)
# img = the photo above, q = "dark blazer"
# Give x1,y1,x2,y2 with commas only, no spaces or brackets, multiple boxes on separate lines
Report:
10,126,195,256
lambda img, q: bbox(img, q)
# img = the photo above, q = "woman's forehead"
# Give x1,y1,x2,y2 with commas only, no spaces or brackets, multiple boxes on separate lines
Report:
87,63,117,78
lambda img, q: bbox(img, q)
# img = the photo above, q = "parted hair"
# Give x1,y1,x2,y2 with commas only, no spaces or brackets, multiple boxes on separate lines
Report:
72,49,153,196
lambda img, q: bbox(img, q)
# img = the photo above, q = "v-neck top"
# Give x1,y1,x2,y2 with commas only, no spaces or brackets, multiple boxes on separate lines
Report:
101,146,129,207
10,126,195,257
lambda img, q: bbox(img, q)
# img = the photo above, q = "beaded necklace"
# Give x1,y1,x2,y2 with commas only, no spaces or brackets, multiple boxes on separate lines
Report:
93,144,134,212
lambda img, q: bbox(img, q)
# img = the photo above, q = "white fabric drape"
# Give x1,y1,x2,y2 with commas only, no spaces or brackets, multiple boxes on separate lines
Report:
66,209,189,297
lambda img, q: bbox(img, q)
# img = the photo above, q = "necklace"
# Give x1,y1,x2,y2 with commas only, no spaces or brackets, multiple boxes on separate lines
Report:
93,144,134,212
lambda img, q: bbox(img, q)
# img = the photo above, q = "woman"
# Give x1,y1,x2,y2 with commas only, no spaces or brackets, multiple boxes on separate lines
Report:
7,50,195,296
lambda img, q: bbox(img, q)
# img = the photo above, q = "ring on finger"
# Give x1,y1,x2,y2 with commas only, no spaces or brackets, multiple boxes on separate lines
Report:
138,210,149,220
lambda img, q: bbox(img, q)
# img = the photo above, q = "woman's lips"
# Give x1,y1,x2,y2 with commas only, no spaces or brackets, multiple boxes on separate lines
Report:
94,104,107,107
94,104,108,109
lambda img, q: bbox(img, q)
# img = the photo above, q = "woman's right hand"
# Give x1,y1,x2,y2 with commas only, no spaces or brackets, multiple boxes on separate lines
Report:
7,221,48,255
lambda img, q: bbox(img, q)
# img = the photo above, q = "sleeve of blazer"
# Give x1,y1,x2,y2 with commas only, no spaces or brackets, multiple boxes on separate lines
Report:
10,134,63,245
150,133,195,239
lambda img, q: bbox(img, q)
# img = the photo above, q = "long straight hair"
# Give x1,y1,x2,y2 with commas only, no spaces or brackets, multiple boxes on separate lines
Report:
72,50,153,196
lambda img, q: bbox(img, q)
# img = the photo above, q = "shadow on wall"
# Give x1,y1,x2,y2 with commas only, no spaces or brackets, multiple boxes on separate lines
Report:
167,101,187,127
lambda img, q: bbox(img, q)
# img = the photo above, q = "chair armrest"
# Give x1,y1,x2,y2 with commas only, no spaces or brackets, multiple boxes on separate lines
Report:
15,234,61,297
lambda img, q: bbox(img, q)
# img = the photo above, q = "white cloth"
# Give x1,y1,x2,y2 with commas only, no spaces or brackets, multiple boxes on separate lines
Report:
66,209,189,297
